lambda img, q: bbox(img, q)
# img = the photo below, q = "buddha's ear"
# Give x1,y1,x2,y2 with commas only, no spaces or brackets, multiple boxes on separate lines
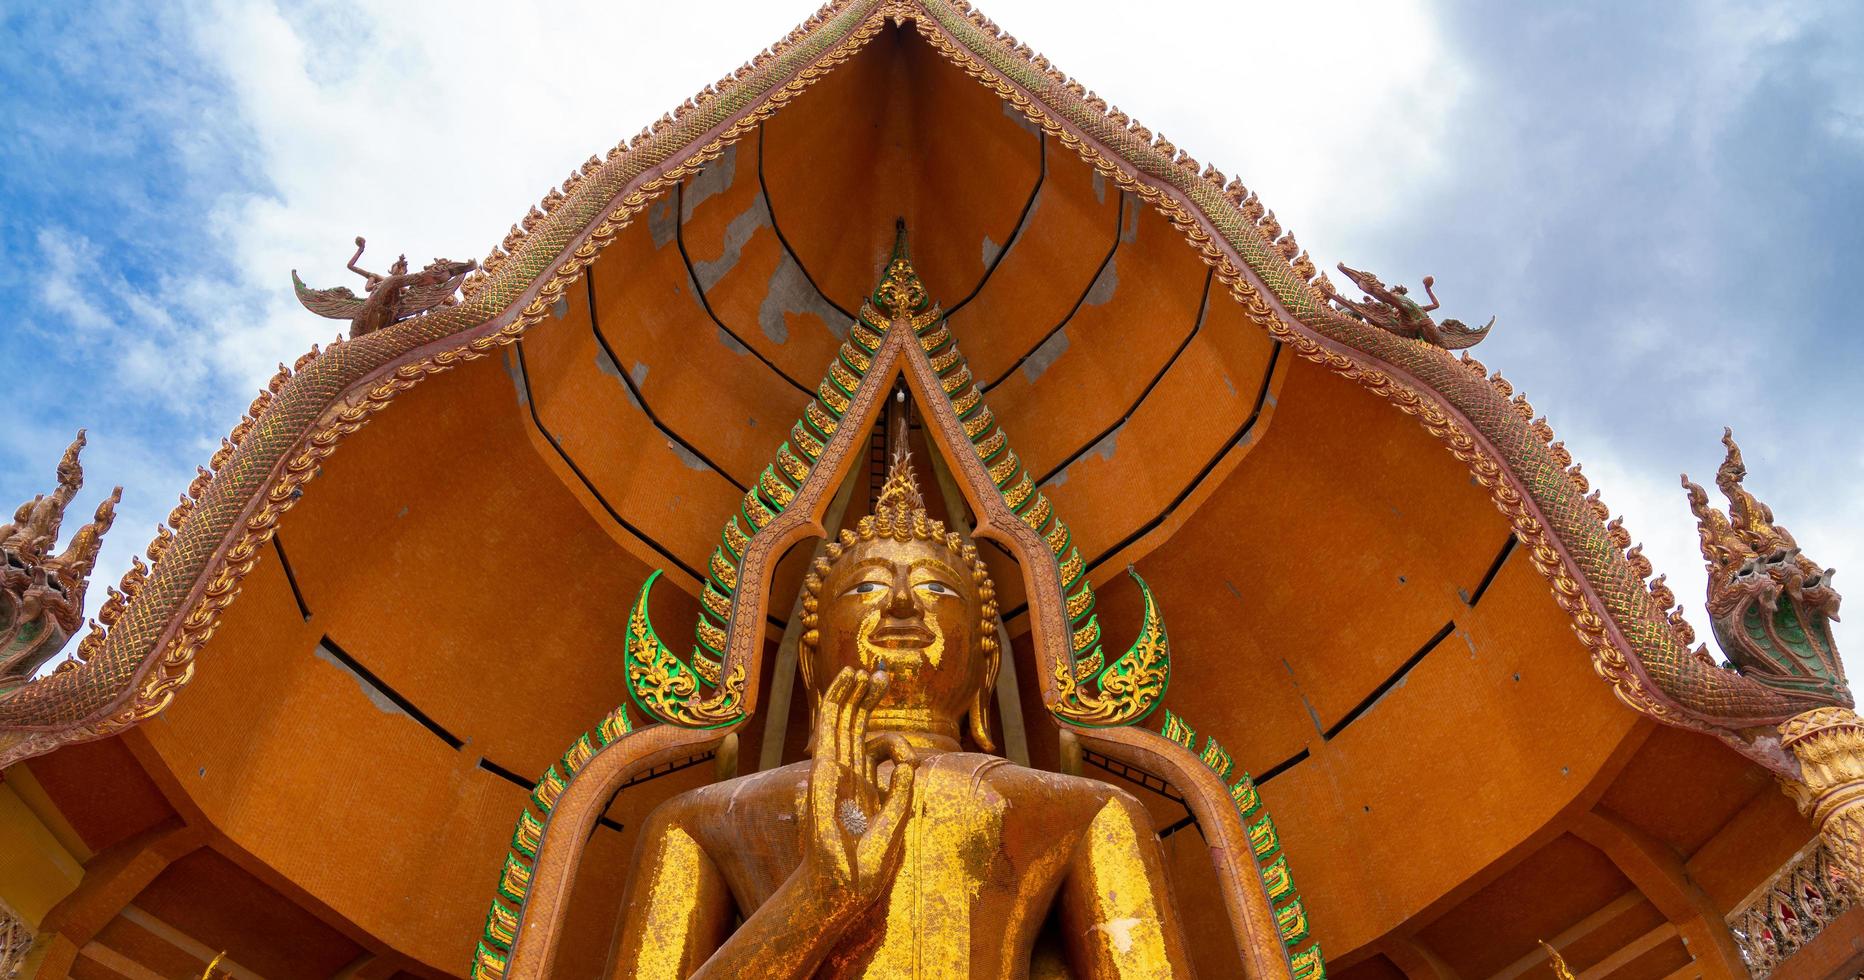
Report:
968,634,1000,753
798,629,818,694
968,691,996,754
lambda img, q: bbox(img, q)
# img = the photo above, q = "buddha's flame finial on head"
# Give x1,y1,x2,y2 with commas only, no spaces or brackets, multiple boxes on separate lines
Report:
875,438,926,516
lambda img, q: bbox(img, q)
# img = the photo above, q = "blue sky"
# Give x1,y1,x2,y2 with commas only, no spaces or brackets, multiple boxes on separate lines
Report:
2,1,1858,681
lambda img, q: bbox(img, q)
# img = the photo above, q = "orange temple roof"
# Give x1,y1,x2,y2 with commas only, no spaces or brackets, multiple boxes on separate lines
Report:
0,3,1842,978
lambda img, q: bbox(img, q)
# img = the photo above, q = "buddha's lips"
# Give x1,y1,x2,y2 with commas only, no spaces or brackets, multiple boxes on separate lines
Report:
869,625,934,648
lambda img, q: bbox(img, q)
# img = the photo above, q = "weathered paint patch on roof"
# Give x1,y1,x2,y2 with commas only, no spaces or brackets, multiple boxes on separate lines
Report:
502,349,528,408
692,203,770,292
1022,328,1069,384
315,642,404,718
666,439,709,472
647,194,679,249
1002,98,1040,135
760,251,846,342
716,326,750,356
593,345,643,410
682,144,739,221
1049,424,1123,488
1082,255,1118,307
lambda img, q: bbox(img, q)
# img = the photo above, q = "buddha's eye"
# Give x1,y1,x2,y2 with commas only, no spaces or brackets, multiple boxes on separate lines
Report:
916,581,957,597
848,581,888,596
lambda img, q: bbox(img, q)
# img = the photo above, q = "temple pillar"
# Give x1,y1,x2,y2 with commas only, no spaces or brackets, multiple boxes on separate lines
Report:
1779,707,1864,900
0,772,84,978
1570,809,1744,979
1382,935,1462,980
27,816,204,979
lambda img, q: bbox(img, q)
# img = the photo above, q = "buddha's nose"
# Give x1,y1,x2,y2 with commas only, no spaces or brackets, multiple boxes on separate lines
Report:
886,582,922,618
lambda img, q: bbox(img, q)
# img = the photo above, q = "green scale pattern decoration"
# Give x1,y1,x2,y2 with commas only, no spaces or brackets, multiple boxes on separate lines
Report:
1162,710,1325,980
472,704,632,979
621,276,891,729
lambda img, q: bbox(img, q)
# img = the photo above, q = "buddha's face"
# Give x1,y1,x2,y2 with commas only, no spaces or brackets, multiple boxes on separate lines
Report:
810,535,986,734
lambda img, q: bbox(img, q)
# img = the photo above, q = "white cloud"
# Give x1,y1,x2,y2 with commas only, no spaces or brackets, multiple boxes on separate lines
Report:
971,0,1466,262
175,0,1463,395
36,229,121,338
179,0,833,393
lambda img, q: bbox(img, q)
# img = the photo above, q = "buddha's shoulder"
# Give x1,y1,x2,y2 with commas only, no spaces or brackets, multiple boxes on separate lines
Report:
925,754,1141,812
651,761,810,822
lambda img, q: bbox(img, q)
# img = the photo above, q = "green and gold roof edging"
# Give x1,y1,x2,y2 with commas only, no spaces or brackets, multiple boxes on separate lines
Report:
1162,711,1325,980
884,239,1171,726
908,0,1820,773
0,0,895,767
471,704,633,979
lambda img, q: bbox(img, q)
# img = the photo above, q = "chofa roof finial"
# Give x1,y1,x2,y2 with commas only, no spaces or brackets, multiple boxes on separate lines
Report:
1682,428,1846,706
0,431,123,683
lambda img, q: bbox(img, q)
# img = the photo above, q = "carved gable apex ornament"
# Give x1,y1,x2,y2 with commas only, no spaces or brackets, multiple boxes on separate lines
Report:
0,431,121,686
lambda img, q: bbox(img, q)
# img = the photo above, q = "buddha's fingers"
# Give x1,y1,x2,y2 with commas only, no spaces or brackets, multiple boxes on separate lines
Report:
814,668,855,759
866,732,918,771
858,754,916,885
851,672,887,811
809,669,858,861
836,671,873,790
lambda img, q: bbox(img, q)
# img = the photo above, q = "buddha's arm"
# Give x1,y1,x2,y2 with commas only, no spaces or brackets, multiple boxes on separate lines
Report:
614,669,914,980
610,805,857,980
683,669,916,979
610,810,734,979
1056,794,1196,978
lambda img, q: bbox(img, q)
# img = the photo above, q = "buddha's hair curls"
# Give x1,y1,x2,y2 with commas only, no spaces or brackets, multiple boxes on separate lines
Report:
798,452,1001,749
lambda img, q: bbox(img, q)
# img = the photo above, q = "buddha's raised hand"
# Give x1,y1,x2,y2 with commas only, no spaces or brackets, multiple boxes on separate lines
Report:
804,667,917,920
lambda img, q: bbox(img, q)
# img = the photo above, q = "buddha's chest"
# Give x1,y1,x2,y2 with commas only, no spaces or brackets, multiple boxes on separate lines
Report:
720,760,1076,977
824,763,1071,978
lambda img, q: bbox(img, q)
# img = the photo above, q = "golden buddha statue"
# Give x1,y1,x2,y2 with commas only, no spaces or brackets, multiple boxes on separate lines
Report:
612,452,1193,978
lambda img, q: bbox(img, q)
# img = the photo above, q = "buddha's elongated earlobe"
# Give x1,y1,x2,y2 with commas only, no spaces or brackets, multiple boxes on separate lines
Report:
968,693,995,753
969,634,1000,753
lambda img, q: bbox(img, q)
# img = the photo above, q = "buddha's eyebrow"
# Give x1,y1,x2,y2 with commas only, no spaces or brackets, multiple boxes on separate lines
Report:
908,558,960,579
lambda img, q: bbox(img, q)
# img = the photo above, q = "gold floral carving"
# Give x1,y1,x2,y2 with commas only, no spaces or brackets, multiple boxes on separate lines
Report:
1051,570,1170,726
1779,707,1864,900
1726,836,1853,976
0,897,30,978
